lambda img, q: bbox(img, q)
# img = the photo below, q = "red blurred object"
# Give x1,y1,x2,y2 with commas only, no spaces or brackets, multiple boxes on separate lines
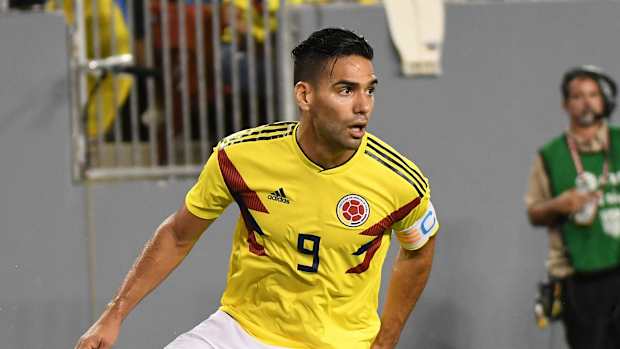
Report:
149,2,222,163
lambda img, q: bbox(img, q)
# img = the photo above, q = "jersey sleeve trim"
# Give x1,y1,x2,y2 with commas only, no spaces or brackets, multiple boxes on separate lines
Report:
218,122,296,148
395,201,439,250
364,148,426,197
367,135,428,189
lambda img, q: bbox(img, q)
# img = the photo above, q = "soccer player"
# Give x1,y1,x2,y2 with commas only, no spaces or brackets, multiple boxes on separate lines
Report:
75,27,439,349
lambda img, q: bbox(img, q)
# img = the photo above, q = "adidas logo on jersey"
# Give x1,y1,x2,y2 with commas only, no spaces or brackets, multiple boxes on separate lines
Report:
268,188,290,204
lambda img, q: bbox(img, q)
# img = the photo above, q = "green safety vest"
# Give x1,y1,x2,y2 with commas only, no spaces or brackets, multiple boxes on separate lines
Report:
540,127,620,272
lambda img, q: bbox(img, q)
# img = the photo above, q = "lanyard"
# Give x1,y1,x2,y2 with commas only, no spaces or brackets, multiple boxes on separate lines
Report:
566,131,610,188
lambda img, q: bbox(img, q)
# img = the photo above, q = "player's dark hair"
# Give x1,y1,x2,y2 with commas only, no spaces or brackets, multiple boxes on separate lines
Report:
291,28,374,85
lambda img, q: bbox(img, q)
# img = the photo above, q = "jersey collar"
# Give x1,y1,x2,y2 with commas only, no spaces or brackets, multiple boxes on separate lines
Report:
291,122,367,175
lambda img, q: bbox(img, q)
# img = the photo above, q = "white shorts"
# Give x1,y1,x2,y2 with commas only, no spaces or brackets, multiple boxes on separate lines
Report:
164,310,287,349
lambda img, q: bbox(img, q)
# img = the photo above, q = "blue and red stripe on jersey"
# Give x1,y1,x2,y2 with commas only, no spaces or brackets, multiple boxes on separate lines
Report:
218,149,269,256
347,197,422,274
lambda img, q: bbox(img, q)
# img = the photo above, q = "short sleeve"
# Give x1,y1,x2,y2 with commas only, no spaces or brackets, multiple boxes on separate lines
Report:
524,154,552,209
392,190,439,250
185,150,234,220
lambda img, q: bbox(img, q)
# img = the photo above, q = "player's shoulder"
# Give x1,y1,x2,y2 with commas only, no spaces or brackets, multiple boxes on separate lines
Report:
365,132,425,176
217,121,297,150
364,132,429,198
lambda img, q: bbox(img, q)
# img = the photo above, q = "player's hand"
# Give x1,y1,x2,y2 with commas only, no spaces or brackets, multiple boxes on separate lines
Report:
74,313,121,349
555,188,600,215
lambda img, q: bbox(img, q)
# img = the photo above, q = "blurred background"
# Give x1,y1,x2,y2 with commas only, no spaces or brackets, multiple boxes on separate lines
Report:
1,0,619,348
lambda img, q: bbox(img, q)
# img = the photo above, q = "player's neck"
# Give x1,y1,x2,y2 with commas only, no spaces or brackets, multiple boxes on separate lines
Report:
570,120,603,142
296,122,356,170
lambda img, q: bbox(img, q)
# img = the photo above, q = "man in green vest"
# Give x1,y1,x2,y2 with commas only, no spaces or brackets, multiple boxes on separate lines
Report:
526,65,620,349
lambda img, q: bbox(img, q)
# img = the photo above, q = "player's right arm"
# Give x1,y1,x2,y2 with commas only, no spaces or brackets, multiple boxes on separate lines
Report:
75,205,214,349
76,149,232,349
525,155,596,226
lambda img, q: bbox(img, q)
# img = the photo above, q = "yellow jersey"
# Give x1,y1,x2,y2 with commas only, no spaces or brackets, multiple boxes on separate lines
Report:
186,121,439,348
47,0,133,138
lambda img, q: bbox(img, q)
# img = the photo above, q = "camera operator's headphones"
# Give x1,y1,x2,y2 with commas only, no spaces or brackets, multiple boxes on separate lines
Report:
561,65,617,119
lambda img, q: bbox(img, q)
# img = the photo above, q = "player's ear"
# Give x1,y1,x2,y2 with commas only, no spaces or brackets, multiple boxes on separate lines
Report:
295,81,313,112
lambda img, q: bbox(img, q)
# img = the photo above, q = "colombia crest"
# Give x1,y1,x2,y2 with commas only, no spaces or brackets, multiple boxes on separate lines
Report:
336,194,370,227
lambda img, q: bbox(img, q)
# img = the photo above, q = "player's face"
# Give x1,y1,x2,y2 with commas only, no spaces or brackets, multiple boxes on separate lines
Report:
310,55,377,151
564,77,605,127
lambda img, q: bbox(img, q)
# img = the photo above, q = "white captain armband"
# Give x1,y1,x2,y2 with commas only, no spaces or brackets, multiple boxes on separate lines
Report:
395,201,439,250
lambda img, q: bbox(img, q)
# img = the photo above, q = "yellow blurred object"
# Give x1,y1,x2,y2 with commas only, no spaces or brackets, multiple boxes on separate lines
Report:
534,303,549,329
551,299,562,317
537,316,549,329
551,282,563,317
223,0,349,43
222,0,310,43
47,0,133,139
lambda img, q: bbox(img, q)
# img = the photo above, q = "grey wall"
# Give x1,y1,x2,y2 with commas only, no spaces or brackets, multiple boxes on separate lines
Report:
0,13,90,349
4,2,620,348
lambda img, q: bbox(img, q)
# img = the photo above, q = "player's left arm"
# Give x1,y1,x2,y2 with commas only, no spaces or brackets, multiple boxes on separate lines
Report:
371,194,438,349
371,237,435,349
